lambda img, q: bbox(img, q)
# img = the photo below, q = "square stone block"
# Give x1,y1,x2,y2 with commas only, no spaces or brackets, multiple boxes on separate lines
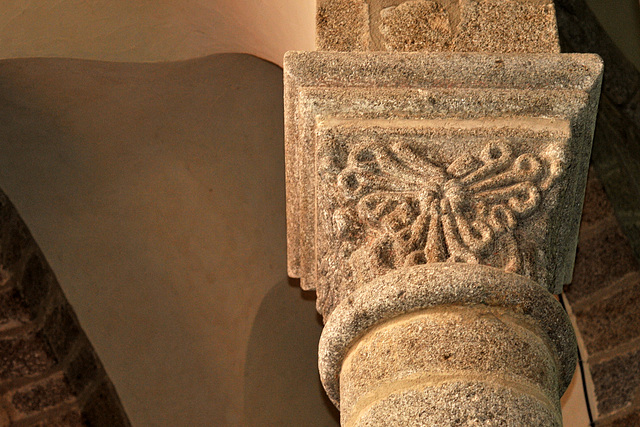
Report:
285,52,602,308
317,0,560,53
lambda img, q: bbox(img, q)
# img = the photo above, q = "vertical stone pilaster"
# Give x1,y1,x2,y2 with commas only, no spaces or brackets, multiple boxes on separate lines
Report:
285,1,603,424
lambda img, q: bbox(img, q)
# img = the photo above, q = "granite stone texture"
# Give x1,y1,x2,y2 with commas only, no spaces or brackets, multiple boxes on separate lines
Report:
349,381,561,426
5,372,74,420
317,0,560,54
285,51,603,316
288,2,604,423
0,333,54,382
339,306,561,424
318,263,577,409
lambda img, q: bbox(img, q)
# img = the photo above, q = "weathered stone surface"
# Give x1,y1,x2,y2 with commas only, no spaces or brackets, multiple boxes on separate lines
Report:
292,3,603,423
285,51,603,316
318,263,577,408
317,0,560,54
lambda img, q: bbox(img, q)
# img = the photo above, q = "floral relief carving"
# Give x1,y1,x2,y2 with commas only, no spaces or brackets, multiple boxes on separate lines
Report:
332,139,561,280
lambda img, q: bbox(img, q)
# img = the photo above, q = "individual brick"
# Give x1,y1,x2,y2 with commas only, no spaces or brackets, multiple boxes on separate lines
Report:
65,341,100,396
0,333,55,382
565,217,638,303
591,348,640,416
0,287,31,332
20,254,52,318
42,299,81,360
574,273,640,355
579,169,616,229
6,372,74,420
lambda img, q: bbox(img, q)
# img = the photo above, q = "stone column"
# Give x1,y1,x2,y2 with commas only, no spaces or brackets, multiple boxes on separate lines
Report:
285,1,603,425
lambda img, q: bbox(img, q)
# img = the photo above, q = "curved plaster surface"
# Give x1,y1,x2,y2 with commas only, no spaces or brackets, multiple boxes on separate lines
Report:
0,0,315,66
0,53,337,426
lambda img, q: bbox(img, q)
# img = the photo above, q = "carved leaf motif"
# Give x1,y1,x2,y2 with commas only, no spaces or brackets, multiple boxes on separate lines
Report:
336,140,559,277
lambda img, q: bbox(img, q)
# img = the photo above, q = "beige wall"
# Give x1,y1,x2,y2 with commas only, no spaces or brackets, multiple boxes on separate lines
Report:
0,0,315,66
0,54,339,426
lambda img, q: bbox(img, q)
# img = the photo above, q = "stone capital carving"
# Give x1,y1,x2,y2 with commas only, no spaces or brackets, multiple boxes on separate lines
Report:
286,3,603,425
285,51,603,318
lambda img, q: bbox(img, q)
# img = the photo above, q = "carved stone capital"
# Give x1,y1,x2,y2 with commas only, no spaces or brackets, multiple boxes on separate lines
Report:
285,51,603,318
286,5,602,424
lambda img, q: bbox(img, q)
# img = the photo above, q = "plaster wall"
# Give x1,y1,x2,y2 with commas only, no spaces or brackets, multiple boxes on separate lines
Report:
0,54,338,426
0,0,315,66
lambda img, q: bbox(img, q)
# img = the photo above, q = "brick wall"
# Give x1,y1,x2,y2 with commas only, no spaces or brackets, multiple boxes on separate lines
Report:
566,171,640,425
0,192,129,426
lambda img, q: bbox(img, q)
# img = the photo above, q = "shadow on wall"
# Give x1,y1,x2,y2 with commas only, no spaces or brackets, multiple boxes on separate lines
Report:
0,53,331,426
244,278,340,426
